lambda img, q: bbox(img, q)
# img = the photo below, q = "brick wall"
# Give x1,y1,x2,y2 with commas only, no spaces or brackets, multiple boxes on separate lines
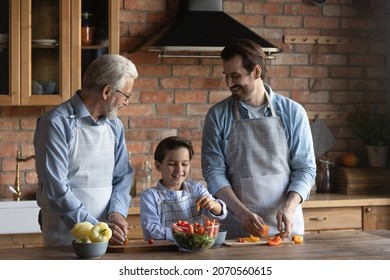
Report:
0,0,387,198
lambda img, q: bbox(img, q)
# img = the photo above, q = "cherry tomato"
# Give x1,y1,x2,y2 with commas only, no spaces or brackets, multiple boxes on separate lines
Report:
147,238,154,245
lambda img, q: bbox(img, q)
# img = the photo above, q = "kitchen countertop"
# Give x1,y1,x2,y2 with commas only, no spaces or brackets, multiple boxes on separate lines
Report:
128,193,390,215
1,230,389,260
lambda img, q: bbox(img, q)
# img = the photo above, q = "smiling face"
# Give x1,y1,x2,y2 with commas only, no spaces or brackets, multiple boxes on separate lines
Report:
155,147,191,191
223,55,266,107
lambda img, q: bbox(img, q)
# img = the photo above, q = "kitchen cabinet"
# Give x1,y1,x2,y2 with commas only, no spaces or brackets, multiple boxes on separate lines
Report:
304,207,362,232
363,205,390,230
0,0,119,106
303,193,390,232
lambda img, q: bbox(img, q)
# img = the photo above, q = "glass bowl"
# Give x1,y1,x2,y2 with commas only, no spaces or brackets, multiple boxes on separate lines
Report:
171,221,219,252
72,240,108,259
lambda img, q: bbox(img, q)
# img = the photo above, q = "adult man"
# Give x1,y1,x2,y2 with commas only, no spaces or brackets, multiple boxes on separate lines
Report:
34,54,138,246
201,39,316,239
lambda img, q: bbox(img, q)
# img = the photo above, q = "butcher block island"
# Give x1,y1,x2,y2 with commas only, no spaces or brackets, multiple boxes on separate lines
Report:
0,230,390,260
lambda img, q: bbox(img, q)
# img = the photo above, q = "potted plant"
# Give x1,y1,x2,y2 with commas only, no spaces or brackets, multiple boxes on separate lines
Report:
347,111,390,167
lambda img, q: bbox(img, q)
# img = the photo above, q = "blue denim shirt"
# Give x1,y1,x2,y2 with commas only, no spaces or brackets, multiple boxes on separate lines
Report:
201,84,316,202
34,92,133,228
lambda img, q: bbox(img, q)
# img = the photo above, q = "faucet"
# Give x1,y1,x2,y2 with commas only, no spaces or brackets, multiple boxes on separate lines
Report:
13,145,35,201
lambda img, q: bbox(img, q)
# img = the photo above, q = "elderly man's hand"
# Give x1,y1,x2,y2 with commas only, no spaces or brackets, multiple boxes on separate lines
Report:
107,212,128,245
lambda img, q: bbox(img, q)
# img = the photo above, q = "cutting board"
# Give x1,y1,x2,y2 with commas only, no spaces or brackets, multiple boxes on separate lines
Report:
107,239,178,253
224,239,294,246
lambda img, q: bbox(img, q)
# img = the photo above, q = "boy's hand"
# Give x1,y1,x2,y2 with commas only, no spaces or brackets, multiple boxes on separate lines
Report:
197,195,222,215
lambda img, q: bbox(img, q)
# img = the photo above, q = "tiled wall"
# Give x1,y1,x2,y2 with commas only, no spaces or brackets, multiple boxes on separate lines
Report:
0,0,387,199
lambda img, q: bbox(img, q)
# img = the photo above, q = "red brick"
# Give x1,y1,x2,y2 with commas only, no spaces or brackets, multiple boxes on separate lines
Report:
190,78,225,90
156,104,185,116
187,105,212,116
142,91,173,103
160,78,189,90
178,129,203,141
171,117,200,129
130,117,169,129
175,91,208,103
304,16,340,29
0,132,34,143
125,129,161,142
0,119,20,130
124,0,165,11
119,104,154,117
266,16,303,28
173,65,210,77
21,118,38,130
137,65,171,76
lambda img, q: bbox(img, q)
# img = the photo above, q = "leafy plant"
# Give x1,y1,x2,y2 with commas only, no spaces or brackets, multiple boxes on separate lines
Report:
347,111,390,146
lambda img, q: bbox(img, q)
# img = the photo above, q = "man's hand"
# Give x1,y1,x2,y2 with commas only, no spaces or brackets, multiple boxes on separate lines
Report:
107,212,128,245
238,210,267,237
276,192,302,238
215,186,267,236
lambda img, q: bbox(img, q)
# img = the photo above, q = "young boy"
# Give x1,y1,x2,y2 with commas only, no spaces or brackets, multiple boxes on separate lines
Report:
140,136,227,241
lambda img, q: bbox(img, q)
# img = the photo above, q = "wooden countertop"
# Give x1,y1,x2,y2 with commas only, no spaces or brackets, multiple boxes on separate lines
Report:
128,193,390,215
1,230,390,260
303,192,390,208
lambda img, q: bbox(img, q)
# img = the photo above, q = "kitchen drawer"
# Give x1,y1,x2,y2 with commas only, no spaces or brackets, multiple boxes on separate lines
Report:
303,207,362,231
126,214,143,240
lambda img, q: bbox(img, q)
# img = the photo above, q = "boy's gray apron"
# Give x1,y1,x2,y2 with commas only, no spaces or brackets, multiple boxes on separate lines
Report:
40,117,115,246
223,92,304,239
158,184,202,227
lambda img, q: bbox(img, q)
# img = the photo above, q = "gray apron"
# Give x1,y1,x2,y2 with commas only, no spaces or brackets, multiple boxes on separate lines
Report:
223,92,304,239
158,183,202,227
40,116,115,246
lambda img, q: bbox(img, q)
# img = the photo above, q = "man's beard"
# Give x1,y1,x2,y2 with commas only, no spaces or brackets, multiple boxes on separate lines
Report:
104,98,118,120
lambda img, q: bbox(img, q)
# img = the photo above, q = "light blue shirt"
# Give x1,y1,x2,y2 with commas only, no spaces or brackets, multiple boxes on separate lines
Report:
34,92,133,228
201,84,316,202
140,180,227,241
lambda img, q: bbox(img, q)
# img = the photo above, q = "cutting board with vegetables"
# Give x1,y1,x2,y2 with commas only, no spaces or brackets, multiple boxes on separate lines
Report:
224,239,294,246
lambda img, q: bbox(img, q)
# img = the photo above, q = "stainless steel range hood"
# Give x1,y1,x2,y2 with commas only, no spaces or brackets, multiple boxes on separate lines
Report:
136,0,282,58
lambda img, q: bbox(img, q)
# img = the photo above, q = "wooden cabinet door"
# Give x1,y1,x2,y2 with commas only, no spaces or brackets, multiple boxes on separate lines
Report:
0,0,21,105
363,206,390,230
0,0,119,106
20,0,71,106
70,0,120,93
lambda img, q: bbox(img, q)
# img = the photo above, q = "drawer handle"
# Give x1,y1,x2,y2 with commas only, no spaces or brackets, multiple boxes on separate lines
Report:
309,217,327,221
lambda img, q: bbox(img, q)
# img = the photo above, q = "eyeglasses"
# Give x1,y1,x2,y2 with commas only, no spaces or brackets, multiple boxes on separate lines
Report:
114,89,131,101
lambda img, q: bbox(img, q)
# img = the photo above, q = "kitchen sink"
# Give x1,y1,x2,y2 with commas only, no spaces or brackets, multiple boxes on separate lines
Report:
0,200,41,234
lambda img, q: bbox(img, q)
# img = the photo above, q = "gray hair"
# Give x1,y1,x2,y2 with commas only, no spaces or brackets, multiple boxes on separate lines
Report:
82,54,138,93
